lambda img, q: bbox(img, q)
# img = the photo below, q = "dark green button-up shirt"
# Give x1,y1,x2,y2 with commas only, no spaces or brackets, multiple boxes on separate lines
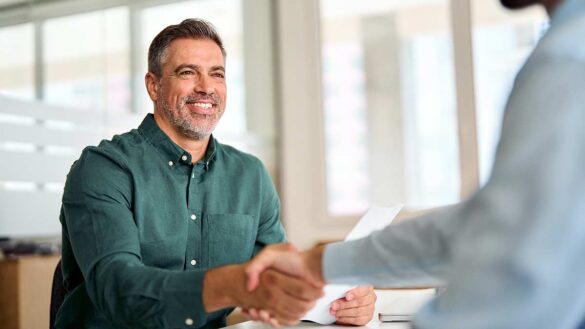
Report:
57,114,285,329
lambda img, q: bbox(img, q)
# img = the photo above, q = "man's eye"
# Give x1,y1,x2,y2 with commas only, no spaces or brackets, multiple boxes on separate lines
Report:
213,73,225,78
179,71,194,76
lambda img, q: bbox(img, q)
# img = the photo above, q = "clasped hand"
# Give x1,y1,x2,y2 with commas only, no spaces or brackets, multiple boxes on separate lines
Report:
244,243,376,327
233,268,324,326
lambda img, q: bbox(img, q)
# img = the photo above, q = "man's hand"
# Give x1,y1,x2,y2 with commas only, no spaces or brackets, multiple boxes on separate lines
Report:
245,243,325,291
234,269,322,325
203,262,323,326
331,286,377,325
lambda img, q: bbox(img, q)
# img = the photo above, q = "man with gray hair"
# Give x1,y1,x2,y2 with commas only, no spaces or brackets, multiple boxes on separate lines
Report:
56,18,375,329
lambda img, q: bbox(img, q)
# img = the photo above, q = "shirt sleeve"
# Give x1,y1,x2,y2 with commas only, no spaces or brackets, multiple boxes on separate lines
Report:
323,56,585,328
62,148,210,329
324,204,459,287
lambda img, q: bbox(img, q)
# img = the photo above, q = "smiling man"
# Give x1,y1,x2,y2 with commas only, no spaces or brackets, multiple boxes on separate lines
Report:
56,19,373,329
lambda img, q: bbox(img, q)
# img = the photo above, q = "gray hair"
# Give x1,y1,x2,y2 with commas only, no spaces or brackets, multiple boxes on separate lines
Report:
147,18,226,78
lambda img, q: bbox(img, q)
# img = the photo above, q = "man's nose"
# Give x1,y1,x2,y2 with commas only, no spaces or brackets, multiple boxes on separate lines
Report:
194,75,214,95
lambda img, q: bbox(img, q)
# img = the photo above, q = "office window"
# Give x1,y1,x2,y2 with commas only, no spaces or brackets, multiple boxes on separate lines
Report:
472,1,547,183
0,24,35,100
43,7,130,112
138,0,246,135
320,0,459,216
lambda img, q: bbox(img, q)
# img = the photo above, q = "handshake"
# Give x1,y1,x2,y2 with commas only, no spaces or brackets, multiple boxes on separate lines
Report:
203,243,376,327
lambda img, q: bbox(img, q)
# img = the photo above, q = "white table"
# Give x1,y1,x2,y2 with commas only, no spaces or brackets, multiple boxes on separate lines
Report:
226,289,436,329
226,320,411,329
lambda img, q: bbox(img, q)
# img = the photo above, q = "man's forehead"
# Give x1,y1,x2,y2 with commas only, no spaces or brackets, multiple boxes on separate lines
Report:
173,63,225,73
163,38,225,66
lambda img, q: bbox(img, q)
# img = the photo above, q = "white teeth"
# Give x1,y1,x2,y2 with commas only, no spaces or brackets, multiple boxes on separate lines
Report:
191,102,212,109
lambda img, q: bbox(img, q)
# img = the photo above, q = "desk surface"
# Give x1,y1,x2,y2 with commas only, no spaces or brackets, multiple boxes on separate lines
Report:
226,320,411,329
225,289,434,329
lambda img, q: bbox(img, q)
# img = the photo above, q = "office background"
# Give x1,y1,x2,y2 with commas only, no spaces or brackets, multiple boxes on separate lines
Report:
0,0,546,248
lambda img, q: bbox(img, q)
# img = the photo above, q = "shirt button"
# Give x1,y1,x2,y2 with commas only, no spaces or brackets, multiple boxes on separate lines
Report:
190,214,196,221
168,161,173,166
182,155,188,161
190,259,197,266
185,318,194,326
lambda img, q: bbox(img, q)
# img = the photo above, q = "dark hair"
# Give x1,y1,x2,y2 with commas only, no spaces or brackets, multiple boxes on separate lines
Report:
147,18,226,78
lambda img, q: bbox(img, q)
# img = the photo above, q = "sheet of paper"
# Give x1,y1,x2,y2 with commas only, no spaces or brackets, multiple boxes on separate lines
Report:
345,205,403,241
302,205,403,324
375,288,436,316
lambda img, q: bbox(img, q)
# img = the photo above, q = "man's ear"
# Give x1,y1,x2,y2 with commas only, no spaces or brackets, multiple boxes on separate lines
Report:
145,72,159,102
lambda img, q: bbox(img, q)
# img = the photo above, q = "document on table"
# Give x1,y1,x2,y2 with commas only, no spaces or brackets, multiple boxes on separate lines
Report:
301,205,403,324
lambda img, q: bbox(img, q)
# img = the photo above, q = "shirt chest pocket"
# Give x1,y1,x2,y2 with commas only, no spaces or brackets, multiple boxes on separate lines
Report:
207,214,256,267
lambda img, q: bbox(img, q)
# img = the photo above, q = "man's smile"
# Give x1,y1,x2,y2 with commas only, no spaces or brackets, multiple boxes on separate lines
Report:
185,100,216,114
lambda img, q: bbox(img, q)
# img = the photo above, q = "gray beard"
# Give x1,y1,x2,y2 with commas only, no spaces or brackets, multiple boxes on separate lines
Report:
159,98,219,140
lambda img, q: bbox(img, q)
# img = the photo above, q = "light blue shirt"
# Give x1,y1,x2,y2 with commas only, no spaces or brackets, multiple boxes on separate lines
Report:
323,0,585,328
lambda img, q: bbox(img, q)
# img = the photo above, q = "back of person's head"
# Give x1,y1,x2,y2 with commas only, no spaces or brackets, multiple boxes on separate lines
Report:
148,18,226,78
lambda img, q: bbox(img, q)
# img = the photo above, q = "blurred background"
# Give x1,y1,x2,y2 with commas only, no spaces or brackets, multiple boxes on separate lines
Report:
0,0,549,327
0,0,547,249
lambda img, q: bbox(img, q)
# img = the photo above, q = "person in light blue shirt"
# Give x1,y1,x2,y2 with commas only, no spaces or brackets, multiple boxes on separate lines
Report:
246,0,585,327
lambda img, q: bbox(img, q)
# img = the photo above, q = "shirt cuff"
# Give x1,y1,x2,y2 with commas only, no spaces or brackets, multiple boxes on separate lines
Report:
163,270,209,328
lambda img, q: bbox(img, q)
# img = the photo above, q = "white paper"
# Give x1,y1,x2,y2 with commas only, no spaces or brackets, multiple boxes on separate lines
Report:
302,205,403,324
345,205,403,241
375,288,436,316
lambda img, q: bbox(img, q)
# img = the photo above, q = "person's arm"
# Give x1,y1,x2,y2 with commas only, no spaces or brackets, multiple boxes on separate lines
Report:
246,205,462,289
323,204,459,287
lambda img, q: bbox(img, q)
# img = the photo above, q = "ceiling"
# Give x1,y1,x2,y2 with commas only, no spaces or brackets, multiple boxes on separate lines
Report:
0,0,60,11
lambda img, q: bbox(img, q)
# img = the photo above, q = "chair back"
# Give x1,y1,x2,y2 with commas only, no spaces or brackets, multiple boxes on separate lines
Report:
49,260,65,329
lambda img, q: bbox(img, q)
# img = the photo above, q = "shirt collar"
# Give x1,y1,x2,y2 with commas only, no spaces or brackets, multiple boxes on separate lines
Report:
138,113,217,169
550,0,585,28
